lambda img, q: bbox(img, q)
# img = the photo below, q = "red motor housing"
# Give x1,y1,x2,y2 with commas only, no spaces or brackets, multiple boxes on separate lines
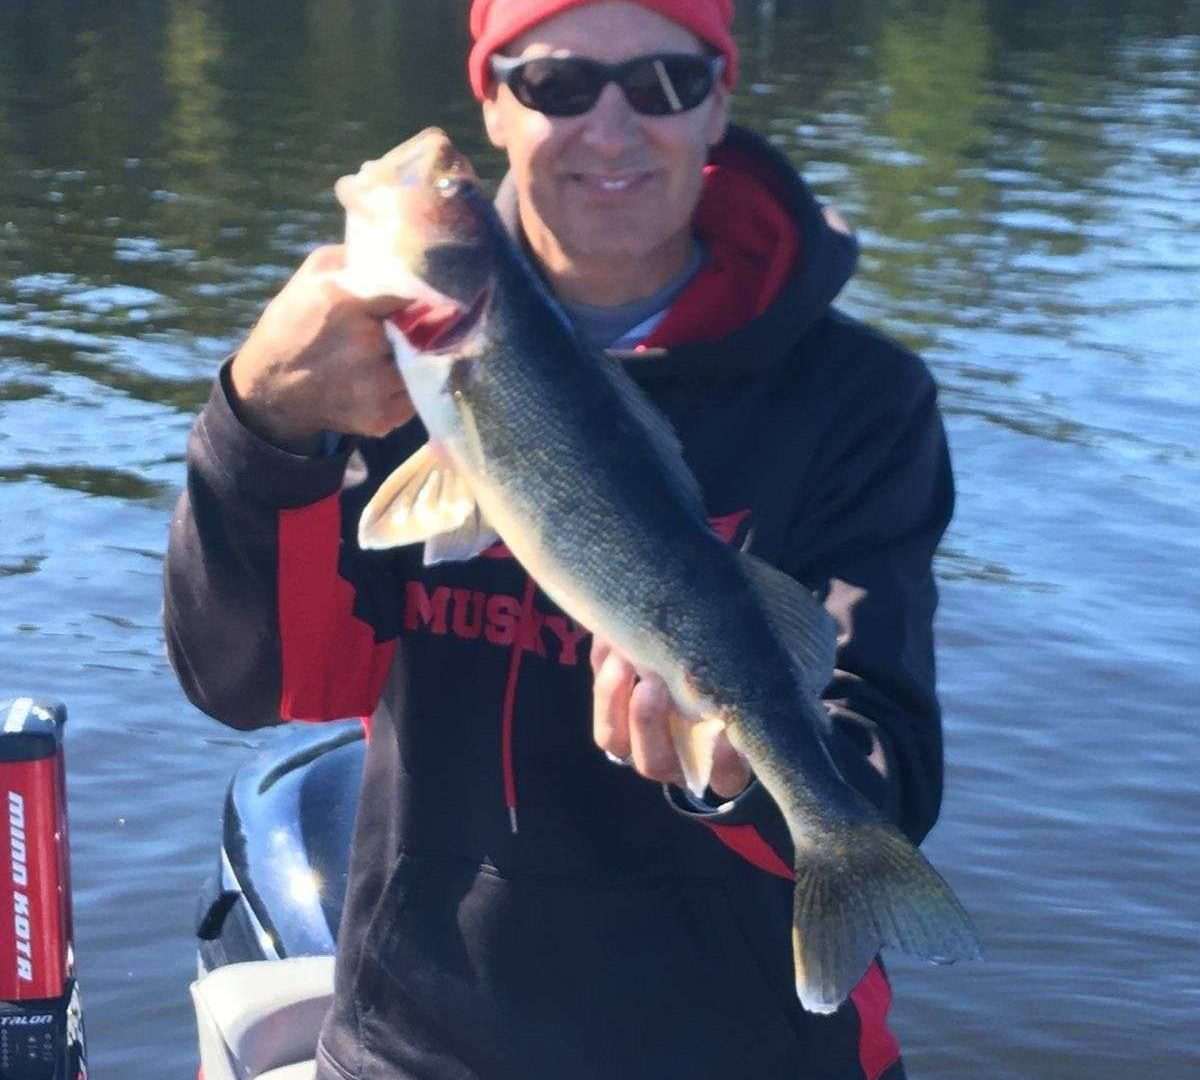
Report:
0,698,86,1080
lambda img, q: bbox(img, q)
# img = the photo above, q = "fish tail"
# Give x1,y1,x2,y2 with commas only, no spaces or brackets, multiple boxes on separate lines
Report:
790,822,982,1014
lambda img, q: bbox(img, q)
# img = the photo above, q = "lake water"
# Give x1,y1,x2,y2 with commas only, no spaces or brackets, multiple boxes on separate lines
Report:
1,1,1197,1076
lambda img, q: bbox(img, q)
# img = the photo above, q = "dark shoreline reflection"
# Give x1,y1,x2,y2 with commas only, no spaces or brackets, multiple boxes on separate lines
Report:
0,465,177,503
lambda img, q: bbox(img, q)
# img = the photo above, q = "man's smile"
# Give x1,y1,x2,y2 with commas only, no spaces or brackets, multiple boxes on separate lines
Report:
567,170,656,195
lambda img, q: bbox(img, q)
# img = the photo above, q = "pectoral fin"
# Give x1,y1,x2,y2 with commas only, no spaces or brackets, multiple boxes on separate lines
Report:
667,711,727,799
422,504,498,566
358,444,497,562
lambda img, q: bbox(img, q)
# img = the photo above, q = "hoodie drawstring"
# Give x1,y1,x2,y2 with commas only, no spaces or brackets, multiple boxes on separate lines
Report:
500,574,538,834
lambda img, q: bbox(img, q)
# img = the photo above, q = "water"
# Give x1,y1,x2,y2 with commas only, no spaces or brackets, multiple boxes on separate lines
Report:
1,1,1197,1075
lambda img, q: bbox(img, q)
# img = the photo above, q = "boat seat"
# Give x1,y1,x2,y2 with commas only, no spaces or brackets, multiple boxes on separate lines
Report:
192,955,334,1080
258,1066,316,1080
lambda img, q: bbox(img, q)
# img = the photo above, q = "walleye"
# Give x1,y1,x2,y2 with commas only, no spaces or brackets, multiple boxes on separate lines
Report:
337,128,980,1013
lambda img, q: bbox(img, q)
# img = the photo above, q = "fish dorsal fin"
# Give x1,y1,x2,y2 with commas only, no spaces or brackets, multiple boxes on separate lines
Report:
358,443,498,564
601,354,706,522
738,553,838,696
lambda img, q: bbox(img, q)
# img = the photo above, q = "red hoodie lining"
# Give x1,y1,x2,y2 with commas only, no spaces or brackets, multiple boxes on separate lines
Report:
640,154,801,349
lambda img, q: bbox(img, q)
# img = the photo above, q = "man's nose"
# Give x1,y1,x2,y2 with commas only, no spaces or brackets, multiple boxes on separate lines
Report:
579,82,640,154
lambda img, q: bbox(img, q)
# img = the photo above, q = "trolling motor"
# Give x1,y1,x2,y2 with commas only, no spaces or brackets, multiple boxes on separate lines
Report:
0,699,86,1080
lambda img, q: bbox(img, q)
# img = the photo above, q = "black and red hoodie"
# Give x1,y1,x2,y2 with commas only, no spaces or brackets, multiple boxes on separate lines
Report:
165,126,954,1080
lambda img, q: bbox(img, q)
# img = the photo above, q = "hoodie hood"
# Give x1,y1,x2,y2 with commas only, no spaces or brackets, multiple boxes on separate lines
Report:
494,124,858,380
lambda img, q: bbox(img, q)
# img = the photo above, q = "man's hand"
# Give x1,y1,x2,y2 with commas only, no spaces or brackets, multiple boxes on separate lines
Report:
229,245,416,454
590,636,753,800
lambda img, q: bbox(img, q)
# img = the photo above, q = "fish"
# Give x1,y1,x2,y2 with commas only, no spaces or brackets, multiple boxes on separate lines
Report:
335,127,981,1014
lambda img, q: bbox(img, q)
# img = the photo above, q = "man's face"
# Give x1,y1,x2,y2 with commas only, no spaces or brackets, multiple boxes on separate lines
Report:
481,1,729,301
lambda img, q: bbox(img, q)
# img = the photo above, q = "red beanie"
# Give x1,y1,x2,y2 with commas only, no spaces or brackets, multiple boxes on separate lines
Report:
468,0,739,101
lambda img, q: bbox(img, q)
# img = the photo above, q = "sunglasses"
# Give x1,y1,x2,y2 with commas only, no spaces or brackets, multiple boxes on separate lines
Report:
490,52,726,118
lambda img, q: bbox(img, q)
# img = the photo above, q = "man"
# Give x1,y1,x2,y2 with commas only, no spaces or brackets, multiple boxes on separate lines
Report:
165,1,954,1077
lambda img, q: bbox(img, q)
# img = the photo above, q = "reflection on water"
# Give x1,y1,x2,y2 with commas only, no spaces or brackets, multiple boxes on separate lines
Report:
935,546,1060,593
863,0,995,302
163,0,231,179
0,552,46,578
1,1,1197,1077
0,465,176,503
0,378,52,402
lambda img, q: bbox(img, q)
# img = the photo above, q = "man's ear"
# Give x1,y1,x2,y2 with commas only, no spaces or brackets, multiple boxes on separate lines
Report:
482,93,508,150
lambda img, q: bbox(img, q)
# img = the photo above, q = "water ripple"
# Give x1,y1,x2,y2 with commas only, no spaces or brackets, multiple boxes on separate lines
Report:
0,553,46,577
0,465,176,502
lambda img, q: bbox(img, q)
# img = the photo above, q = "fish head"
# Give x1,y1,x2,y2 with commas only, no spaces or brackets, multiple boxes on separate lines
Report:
335,127,496,343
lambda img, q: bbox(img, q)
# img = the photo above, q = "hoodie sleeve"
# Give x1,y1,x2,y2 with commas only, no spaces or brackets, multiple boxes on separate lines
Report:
163,362,396,730
668,320,953,861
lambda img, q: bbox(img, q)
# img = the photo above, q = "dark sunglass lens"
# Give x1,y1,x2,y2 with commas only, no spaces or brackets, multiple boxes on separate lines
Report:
514,58,602,116
619,55,715,115
621,61,675,115
659,56,716,109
